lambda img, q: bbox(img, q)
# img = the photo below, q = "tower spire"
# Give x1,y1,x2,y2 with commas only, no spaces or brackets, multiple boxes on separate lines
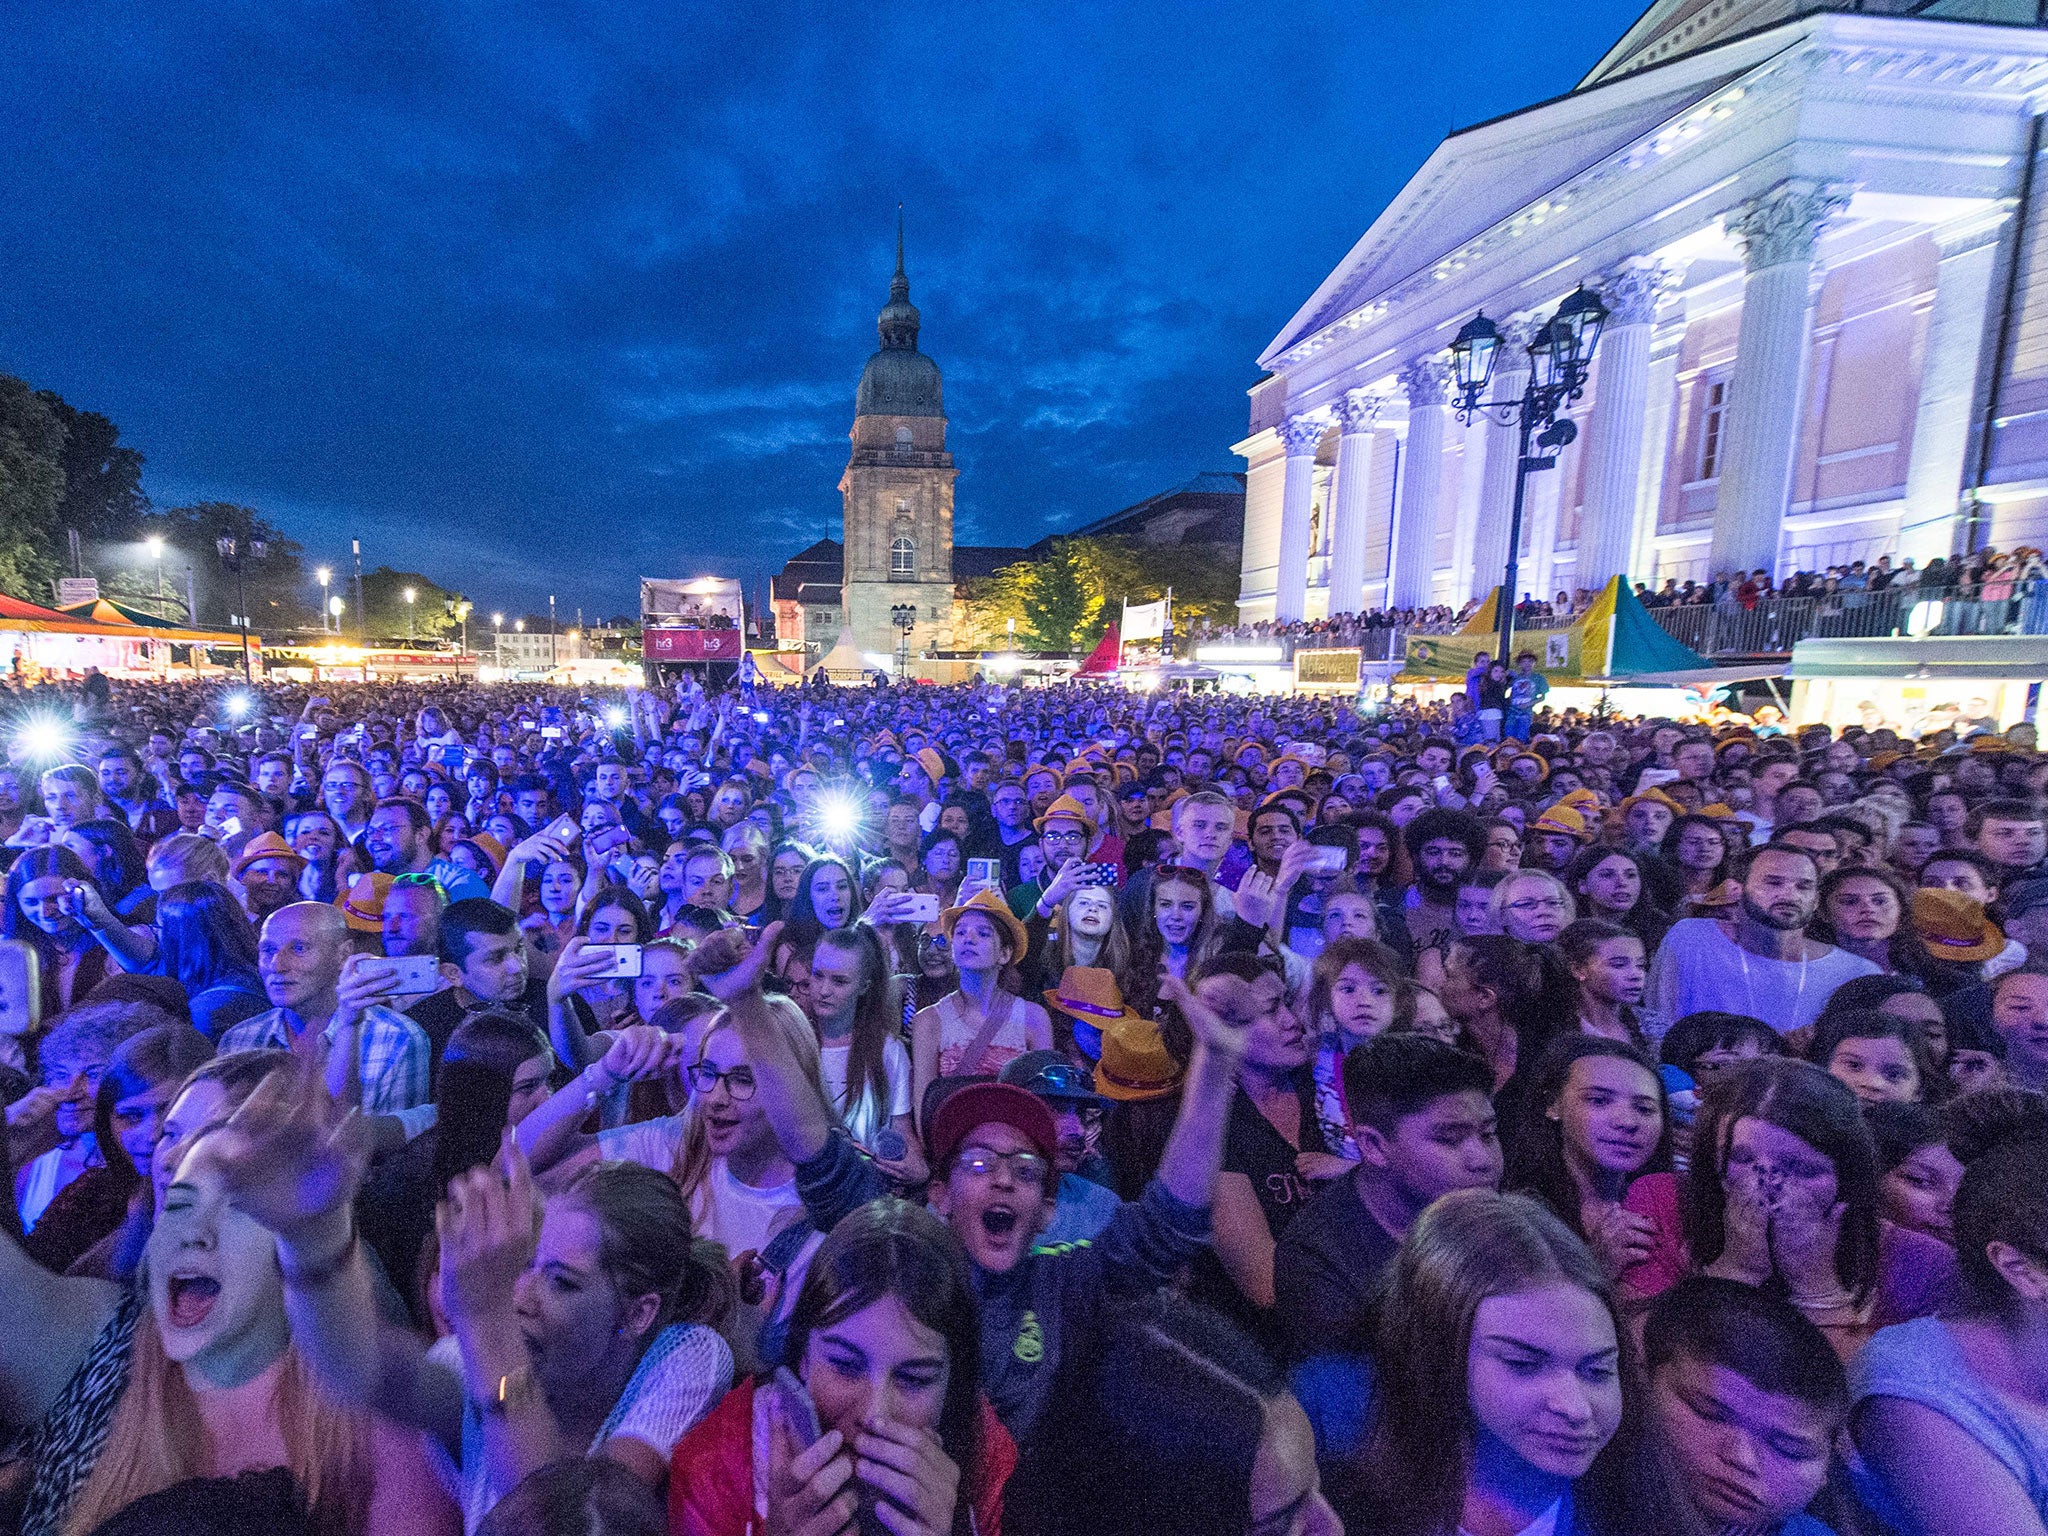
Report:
892,203,908,301
878,204,919,350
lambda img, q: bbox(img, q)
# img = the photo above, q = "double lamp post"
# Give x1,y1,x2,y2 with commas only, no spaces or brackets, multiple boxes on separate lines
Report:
1448,285,1608,667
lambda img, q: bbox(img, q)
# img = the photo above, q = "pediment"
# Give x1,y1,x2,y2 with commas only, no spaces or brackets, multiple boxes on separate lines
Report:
1261,47,1764,365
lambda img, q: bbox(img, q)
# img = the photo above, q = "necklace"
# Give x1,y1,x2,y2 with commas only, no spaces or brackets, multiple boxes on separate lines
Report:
1735,931,1810,1029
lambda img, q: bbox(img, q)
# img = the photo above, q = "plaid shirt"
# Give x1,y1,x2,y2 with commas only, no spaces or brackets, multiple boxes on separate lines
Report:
217,1004,431,1114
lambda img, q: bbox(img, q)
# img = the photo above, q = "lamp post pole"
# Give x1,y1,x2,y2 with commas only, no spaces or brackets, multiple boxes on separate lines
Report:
215,533,268,685
549,595,558,667
316,566,332,634
891,604,916,681
1450,287,1609,668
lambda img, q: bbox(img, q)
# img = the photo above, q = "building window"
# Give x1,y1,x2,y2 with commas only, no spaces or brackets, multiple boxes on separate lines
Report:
1696,378,1729,482
890,537,916,579
893,426,914,455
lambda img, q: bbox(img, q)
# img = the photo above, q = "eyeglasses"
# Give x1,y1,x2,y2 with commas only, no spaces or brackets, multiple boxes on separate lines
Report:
687,1063,757,1101
1506,896,1569,913
954,1148,1050,1187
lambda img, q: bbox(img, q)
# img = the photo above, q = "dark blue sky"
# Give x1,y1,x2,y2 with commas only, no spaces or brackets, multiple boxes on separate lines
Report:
0,1,1649,619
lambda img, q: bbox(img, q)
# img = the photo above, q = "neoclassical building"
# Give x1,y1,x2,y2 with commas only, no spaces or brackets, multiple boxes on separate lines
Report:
1236,0,2048,624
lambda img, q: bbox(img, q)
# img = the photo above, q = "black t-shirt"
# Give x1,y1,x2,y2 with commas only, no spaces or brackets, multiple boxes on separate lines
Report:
1223,1078,1329,1241
406,975,550,1072
1273,1169,1400,1362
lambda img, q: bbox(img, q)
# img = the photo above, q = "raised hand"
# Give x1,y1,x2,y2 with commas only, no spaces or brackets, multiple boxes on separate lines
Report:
547,936,622,1003
208,1057,372,1245
1168,973,1254,1064
437,1130,540,1326
694,921,782,1002
767,1423,857,1536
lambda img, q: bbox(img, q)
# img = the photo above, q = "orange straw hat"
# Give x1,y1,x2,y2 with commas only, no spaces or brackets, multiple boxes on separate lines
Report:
335,872,394,934
1092,1019,1184,1102
1912,888,2005,964
941,888,1029,960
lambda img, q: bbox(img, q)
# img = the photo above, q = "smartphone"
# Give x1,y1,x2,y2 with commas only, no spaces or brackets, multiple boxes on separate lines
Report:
541,726,564,740
966,857,1001,888
901,894,941,924
1306,845,1348,875
438,745,466,769
218,816,242,838
546,816,582,846
0,940,42,1042
762,1367,821,1455
1432,774,1450,791
380,955,443,994
1081,862,1120,887
585,943,644,979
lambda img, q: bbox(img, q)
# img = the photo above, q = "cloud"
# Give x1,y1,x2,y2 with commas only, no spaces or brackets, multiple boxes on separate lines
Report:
0,0,1649,613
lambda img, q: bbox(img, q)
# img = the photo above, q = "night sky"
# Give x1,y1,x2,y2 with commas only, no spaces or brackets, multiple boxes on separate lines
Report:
0,1,1649,619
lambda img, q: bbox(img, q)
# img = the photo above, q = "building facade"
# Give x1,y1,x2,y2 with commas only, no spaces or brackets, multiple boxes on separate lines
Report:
1237,1,2048,624
841,229,959,659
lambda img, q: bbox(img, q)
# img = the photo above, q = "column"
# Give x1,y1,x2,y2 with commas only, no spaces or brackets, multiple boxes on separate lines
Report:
1274,414,1324,623
1576,262,1670,591
1391,360,1451,609
1524,465,1563,607
1326,392,1384,616
1451,415,1487,599
1709,178,1852,578
1632,313,1685,585
1469,318,1540,606
1900,209,2011,564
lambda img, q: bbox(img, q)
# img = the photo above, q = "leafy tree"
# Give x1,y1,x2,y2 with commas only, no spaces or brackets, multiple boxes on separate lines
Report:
155,503,314,634
0,375,67,603
1020,539,1097,651
41,393,148,544
359,566,458,642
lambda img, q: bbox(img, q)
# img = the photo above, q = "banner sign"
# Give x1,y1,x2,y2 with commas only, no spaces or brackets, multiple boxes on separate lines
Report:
56,577,98,606
643,627,745,661
1294,648,1362,688
1121,600,1166,641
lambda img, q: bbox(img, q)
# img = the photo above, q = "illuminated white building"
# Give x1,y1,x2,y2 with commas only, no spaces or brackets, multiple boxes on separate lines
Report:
1236,1,2048,622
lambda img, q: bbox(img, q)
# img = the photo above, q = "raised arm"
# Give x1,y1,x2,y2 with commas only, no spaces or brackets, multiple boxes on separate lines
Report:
0,1132,119,1430
207,1063,464,1453
67,878,157,969
516,1026,678,1172
697,923,835,1165
545,938,615,1069
1153,974,1252,1208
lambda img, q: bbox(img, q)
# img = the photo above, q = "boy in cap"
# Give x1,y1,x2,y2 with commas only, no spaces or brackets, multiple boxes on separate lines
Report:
997,1049,1120,1247
695,921,1252,1451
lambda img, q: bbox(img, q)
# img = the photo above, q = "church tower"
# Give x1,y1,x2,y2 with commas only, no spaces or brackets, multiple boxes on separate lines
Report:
840,216,956,661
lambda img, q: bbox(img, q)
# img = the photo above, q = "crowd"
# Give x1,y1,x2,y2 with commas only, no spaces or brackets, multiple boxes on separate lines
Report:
2,667,2048,1533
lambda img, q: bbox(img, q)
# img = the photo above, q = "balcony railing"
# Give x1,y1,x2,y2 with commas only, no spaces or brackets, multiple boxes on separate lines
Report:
1644,583,2048,657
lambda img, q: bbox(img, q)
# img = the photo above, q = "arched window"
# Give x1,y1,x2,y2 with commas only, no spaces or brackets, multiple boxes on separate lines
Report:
893,426,914,454
890,538,916,579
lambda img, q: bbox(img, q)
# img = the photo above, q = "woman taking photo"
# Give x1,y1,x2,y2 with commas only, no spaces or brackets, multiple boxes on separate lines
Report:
69,879,266,1040
542,886,655,1069
62,819,150,921
1685,1058,1955,1360
670,1198,1014,1536
2,1061,456,1536
4,847,112,1016
1506,1035,1684,1305
1324,1188,1645,1536
911,891,1052,1115
207,1072,734,1528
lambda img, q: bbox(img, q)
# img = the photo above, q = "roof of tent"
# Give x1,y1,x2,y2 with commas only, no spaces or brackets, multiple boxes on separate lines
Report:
1074,623,1121,678
53,599,247,645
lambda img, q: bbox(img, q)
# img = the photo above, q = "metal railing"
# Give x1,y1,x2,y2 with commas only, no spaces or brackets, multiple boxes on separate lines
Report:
1644,582,2048,657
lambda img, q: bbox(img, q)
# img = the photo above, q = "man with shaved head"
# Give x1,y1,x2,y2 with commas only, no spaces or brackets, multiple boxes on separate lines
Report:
216,901,431,1113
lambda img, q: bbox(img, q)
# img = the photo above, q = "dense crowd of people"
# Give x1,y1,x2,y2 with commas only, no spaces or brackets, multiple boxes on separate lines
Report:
2,667,2048,1533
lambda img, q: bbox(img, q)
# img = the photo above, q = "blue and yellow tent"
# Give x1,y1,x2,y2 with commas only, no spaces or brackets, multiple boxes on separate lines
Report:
1403,578,1713,685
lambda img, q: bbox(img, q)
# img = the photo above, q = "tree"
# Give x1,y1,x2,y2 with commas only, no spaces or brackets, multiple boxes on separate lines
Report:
156,502,315,635
41,393,148,545
1020,539,1098,652
359,566,458,643
0,375,67,604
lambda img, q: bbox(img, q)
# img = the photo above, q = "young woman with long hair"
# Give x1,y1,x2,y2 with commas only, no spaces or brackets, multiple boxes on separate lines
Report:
1852,1090,2048,1532
910,893,1052,1118
62,818,149,919
1566,845,1669,952
1028,882,1133,1003
1685,1057,1954,1360
1506,1035,1685,1306
1557,919,1650,1050
1,1061,455,1536
209,1069,735,1527
1128,865,1221,1018
808,924,925,1185
1436,934,1547,1090
669,1198,1014,1536
285,809,346,902
1810,865,1928,977
779,855,864,956
1663,816,1732,912
70,878,266,1041
541,884,653,1068
1326,1188,1647,1536
3,847,111,1016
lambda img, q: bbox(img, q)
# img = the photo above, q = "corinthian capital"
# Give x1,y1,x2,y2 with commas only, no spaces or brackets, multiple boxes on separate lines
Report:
1595,261,1675,327
1399,358,1451,407
1726,179,1854,271
1334,391,1385,434
1280,414,1327,455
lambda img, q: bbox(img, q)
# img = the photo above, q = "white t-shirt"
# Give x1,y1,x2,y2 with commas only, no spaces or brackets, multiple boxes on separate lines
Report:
817,1035,913,1148
1647,918,1880,1038
595,1116,803,1257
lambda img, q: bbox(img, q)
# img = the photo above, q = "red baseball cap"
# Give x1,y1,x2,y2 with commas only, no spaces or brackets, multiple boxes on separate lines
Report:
928,1082,1058,1172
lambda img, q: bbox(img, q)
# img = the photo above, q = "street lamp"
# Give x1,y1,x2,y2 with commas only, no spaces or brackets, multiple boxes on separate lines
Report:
890,603,917,681
1449,284,1608,666
145,535,166,616
403,586,417,645
328,595,345,628
449,598,472,656
214,533,268,684
315,566,332,634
